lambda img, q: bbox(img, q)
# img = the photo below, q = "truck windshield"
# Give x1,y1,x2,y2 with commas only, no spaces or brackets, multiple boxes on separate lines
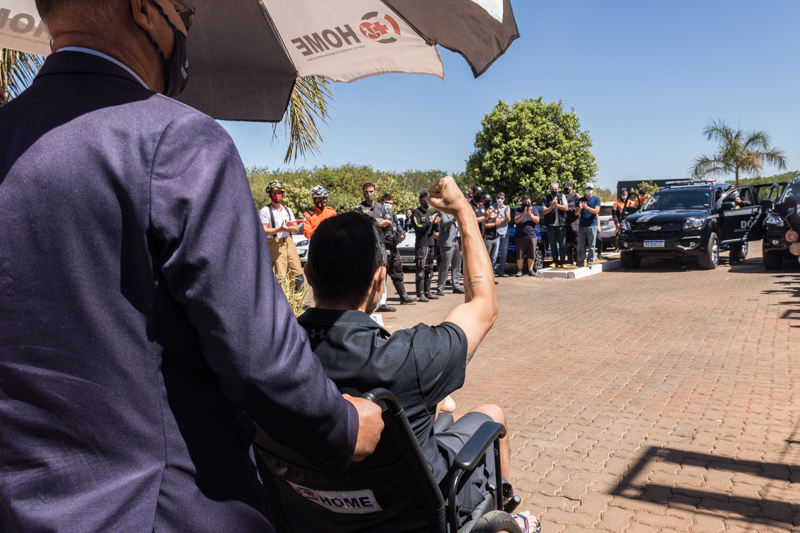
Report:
780,182,800,202
642,189,712,211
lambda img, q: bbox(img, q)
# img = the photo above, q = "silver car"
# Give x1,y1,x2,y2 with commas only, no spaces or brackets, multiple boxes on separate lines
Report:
598,202,617,249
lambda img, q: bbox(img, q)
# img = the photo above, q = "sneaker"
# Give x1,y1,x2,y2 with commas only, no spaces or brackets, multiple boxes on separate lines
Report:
436,289,445,296
515,271,523,277
560,264,568,268
515,512,541,533
452,287,465,294
587,263,593,268
500,273,509,277
527,270,536,276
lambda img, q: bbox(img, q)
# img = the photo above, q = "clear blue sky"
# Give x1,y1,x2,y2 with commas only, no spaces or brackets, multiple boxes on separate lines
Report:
220,1,800,190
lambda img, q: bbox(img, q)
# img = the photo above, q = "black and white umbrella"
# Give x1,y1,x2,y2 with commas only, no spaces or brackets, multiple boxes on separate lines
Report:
0,0,518,121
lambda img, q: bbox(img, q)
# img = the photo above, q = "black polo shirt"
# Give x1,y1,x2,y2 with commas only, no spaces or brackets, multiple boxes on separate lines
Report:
297,308,468,481
470,200,486,237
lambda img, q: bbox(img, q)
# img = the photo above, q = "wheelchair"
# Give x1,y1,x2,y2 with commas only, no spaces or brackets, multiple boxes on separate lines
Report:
253,388,527,533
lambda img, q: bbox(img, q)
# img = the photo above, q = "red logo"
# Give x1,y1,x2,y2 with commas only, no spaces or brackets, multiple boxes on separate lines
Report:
359,12,401,43
295,487,319,501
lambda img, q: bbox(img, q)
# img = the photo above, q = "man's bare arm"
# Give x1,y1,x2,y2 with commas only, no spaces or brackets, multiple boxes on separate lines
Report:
428,178,498,357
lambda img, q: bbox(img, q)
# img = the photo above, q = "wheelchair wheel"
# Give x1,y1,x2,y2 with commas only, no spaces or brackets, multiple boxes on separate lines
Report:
469,510,525,533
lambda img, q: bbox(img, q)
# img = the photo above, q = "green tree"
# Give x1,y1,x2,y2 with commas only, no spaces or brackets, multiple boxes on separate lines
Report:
466,96,597,204
0,49,44,105
692,119,787,187
637,180,659,195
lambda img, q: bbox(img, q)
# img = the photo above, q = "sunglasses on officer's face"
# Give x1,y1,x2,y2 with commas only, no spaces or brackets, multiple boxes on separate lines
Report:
171,0,195,32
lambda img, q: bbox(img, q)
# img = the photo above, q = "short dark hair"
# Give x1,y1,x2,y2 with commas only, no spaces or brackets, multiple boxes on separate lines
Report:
36,0,117,22
419,190,430,200
496,191,505,197
381,193,393,201
307,213,385,308
362,182,376,191
522,194,531,200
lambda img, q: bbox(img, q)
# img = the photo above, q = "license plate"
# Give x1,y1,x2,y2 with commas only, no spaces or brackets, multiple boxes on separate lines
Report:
644,240,664,248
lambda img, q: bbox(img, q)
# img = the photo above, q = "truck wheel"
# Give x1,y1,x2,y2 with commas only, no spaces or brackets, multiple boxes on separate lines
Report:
729,242,748,264
620,252,641,269
763,251,783,270
698,233,720,270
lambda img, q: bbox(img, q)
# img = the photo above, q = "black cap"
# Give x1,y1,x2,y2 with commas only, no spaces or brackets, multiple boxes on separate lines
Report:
472,185,483,193
565,182,573,188
482,194,492,202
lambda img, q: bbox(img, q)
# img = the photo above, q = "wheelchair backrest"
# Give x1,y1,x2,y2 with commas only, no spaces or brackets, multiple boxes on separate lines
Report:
253,389,446,533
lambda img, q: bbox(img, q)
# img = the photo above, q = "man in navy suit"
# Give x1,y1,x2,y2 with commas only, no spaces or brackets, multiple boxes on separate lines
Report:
0,0,383,531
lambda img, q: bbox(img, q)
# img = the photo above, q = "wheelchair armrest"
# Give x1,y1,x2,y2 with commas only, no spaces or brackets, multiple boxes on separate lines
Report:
453,421,506,471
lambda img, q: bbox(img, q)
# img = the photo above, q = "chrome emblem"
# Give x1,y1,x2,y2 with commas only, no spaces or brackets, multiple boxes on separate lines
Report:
649,226,661,231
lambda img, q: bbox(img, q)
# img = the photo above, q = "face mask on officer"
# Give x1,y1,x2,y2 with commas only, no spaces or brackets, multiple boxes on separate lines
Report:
483,199,491,207
551,189,558,196
138,1,190,98
565,187,572,194
383,203,392,211
472,193,481,203
271,193,283,203
314,198,326,209
497,197,504,206
364,191,376,202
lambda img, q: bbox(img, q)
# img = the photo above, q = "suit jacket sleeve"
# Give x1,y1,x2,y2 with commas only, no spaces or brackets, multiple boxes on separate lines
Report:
149,112,356,476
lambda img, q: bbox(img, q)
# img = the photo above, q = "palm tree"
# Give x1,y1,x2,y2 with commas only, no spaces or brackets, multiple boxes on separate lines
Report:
1,49,331,164
692,119,787,186
0,48,44,105
276,75,333,164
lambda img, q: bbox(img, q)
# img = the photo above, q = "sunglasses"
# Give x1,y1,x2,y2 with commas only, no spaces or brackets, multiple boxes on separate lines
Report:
171,0,195,32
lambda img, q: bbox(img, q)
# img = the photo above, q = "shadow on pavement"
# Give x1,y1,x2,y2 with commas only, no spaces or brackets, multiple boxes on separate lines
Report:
611,446,799,529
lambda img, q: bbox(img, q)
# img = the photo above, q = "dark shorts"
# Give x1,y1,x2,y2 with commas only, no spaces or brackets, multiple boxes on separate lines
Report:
516,236,537,260
436,412,500,526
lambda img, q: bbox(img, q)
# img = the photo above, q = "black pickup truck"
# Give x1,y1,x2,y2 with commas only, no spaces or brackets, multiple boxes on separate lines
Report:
762,178,799,269
617,179,777,270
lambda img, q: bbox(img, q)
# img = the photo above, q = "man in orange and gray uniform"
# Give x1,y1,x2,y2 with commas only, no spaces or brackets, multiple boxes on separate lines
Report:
303,185,337,239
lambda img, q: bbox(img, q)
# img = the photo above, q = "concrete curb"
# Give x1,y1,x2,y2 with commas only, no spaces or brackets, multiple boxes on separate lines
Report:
535,259,622,279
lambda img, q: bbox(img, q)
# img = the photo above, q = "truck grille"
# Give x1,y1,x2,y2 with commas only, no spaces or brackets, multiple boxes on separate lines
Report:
633,230,680,240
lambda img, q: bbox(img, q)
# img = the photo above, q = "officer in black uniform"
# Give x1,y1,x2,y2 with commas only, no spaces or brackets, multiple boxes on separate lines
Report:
354,182,398,312
382,193,416,305
412,191,440,302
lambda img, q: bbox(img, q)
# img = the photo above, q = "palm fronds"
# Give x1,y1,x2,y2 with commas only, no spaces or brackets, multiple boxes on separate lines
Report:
0,48,44,104
691,119,787,186
275,75,334,164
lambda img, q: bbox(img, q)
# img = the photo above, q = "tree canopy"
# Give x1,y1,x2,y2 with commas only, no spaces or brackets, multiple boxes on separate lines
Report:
247,164,463,216
466,96,598,203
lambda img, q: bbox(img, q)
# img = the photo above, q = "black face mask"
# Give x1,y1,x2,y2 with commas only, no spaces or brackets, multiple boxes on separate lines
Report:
144,2,190,98
565,188,572,194
483,200,491,207
551,190,558,196
472,194,481,203
314,199,326,209
420,200,429,209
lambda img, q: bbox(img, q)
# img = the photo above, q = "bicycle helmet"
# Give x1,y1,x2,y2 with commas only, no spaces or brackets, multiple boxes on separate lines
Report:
266,181,286,194
311,185,329,198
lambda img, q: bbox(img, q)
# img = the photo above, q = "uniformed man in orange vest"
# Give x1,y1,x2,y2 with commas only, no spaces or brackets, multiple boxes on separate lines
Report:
634,186,651,209
303,185,337,238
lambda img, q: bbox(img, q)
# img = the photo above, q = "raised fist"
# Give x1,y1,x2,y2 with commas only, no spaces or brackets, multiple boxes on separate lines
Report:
427,176,469,215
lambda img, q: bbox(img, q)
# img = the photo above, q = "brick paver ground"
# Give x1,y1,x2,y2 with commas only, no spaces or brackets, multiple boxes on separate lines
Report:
382,243,800,532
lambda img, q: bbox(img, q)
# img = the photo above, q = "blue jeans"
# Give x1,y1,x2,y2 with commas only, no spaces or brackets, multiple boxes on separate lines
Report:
577,225,598,266
494,232,510,274
546,225,567,264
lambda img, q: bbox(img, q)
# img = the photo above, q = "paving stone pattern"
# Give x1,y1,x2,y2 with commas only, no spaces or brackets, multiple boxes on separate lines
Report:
383,244,800,532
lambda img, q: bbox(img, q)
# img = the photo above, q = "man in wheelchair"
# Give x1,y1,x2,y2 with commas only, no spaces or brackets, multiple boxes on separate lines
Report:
291,177,537,531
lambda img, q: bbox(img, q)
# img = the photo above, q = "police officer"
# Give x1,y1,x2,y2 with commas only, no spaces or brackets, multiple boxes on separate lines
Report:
412,191,441,302
355,182,397,312
382,193,417,305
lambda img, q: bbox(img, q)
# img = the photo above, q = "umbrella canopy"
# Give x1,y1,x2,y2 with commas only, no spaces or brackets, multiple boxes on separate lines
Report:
0,0,518,121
